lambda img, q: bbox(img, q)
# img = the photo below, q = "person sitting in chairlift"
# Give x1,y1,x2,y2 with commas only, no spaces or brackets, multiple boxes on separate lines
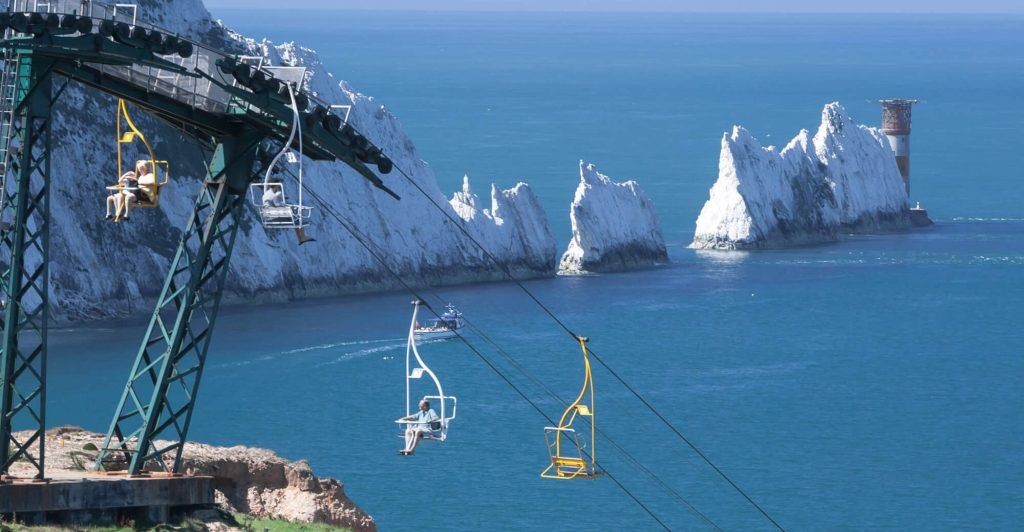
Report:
262,179,315,245
135,160,157,205
398,399,439,455
105,168,138,221
262,181,285,208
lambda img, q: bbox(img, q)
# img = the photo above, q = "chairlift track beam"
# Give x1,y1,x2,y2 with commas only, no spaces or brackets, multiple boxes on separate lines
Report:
96,133,262,474
0,53,54,480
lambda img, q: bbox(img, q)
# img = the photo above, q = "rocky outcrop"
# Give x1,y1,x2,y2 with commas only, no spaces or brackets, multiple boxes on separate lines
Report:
32,0,557,322
559,162,667,273
176,441,374,531
10,427,374,532
450,175,558,276
691,102,912,250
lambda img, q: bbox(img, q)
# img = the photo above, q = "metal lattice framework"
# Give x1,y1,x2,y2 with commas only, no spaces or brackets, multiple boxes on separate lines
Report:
0,52,54,480
0,0,399,478
98,135,261,474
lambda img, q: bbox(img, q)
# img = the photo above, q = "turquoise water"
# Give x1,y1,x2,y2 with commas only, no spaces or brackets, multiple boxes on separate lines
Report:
42,12,1024,530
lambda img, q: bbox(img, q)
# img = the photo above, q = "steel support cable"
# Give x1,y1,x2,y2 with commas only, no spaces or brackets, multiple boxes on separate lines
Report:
297,182,671,531
585,344,786,531
462,316,723,530
295,175,719,530
353,140,786,532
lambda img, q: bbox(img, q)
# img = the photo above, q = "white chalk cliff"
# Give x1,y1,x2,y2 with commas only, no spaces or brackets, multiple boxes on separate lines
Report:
691,103,912,250
449,175,557,273
559,162,667,273
36,0,558,321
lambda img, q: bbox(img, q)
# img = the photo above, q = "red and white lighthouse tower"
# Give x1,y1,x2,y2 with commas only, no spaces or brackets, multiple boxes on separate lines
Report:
878,99,932,226
878,98,915,195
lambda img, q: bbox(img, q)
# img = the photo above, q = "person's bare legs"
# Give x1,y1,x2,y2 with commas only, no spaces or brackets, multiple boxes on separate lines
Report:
106,195,117,217
402,427,415,454
407,430,424,453
401,428,425,455
120,191,135,219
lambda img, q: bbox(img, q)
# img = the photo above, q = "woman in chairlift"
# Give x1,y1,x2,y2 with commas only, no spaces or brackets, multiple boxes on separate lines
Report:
398,399,439,455
135,160,158,206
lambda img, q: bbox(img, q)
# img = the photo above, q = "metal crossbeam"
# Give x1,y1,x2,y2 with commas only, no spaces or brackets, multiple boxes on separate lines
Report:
96,134,262,475
0,52,53,480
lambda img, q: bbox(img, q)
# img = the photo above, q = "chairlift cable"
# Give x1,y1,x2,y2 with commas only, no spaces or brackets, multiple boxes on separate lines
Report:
585,343,786,531
299,181,671,531
340,130,786,532
377,263,721,528
281,160,720,529
455,317,722,530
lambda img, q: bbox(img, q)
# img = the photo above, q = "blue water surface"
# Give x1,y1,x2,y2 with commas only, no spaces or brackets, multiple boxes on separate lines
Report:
42,11,1024,531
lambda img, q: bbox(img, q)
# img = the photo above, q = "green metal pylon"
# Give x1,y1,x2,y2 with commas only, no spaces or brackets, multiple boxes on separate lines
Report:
0,53,54,480
96,133,263,475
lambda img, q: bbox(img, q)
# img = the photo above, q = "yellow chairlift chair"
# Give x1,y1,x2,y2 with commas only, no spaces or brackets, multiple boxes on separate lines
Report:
542,336,604,480
110,99,169,221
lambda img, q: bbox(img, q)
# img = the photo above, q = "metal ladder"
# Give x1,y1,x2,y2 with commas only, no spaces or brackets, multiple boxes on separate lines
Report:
0,32,21,214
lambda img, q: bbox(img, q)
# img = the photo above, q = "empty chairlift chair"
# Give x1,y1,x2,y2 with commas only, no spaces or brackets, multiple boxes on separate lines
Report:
542,336,603,479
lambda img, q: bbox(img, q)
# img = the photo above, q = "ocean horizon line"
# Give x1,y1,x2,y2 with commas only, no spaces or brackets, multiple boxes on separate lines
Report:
206,7,1024,16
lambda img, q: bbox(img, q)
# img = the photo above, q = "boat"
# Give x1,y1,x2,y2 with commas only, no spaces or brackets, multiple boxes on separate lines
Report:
413,303,465,341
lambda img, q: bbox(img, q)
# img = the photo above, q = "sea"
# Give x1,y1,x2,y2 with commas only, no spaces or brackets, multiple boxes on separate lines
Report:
41,11,1024,530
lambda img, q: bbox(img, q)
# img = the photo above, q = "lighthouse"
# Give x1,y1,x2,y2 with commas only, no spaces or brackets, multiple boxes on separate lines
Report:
878,99,932,226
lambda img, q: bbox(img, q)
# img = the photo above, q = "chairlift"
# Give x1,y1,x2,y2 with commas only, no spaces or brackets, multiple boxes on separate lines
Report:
541,336,603,480
395,300,457,452
248,67,313,232
107,98,169,222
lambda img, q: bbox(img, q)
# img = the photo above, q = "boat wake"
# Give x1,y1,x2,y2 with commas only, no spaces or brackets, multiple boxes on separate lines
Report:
314,342,408,367
210,338,406,369
281,337,405,355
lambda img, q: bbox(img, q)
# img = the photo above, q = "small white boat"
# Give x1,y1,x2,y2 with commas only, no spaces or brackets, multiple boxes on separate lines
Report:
413,303,465,341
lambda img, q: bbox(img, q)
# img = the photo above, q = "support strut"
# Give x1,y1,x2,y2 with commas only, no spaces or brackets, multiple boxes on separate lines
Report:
96,133,262,475
0,53,54,480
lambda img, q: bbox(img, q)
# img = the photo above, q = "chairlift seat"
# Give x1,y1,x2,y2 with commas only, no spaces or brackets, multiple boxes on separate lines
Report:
542,424,602,479
250,182,312,229
553,456,588,468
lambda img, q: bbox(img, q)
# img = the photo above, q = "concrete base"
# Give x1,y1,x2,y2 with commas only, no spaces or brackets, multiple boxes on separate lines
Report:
0,472,213,526
909,207,933,227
